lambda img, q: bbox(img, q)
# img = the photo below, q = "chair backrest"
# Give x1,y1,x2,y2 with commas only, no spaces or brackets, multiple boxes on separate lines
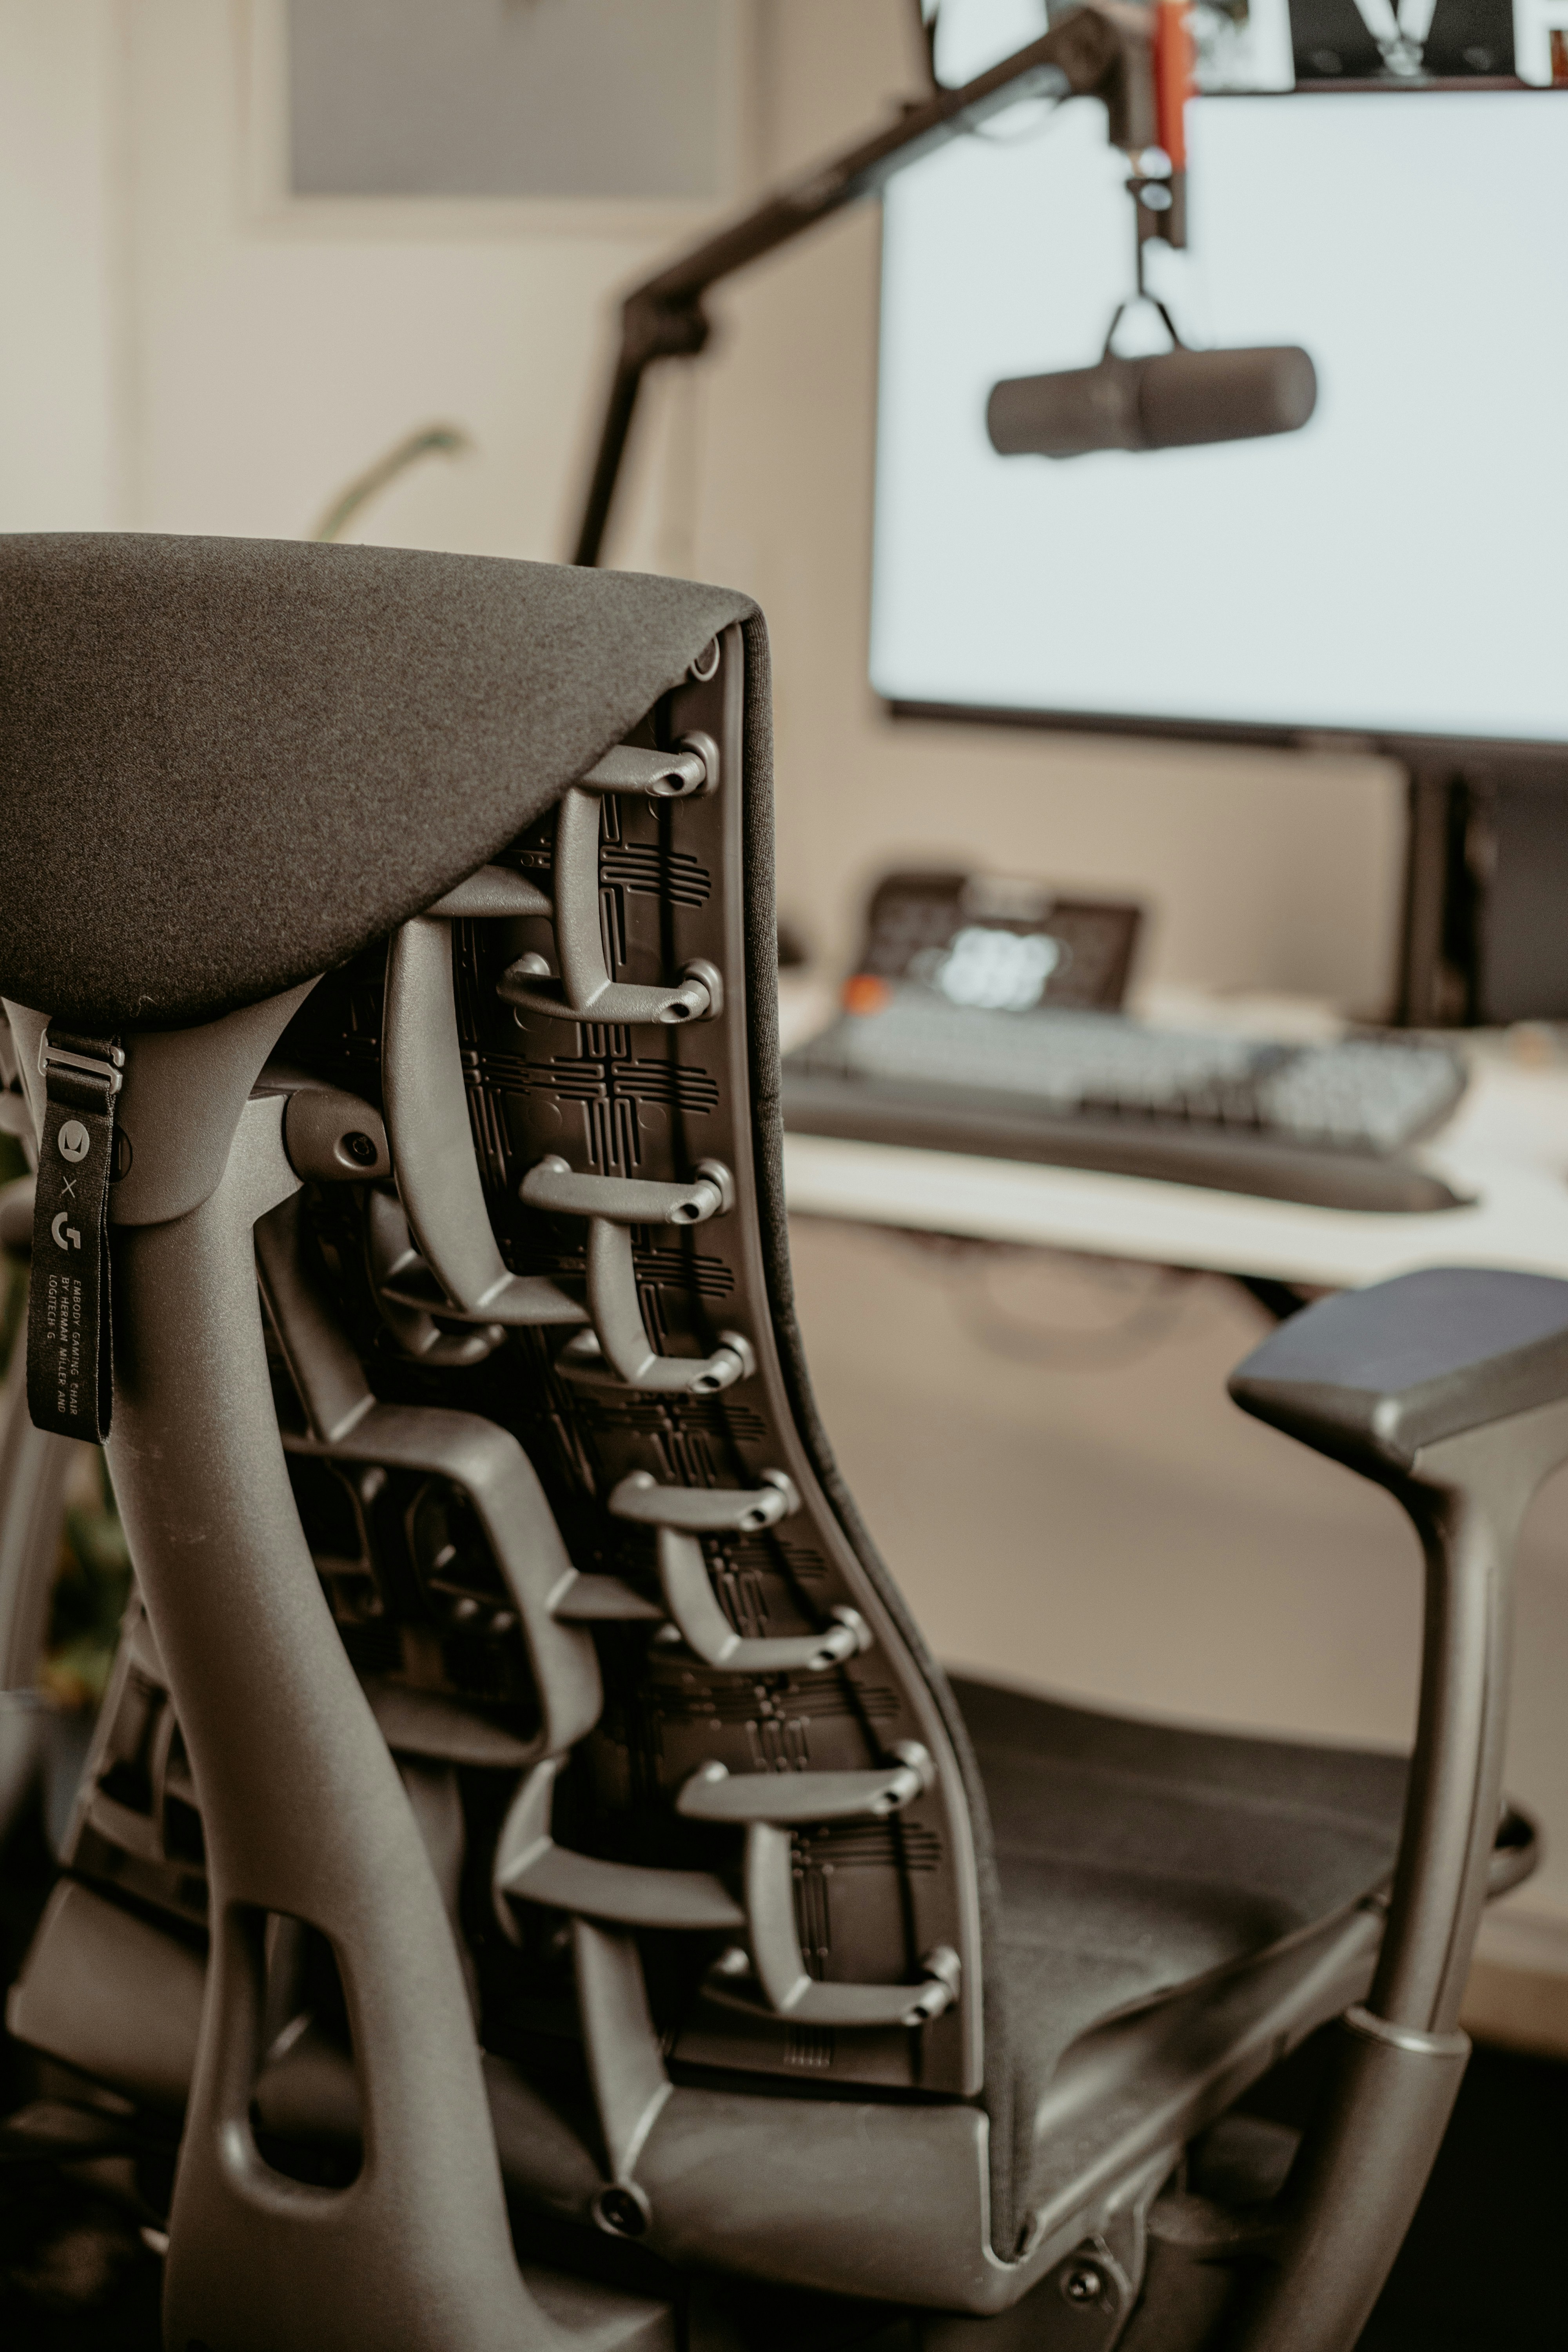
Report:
45,595,1019,2273
280,611,997,2059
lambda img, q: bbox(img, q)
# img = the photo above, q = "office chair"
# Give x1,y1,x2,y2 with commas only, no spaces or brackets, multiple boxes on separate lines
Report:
0,533,1550,2352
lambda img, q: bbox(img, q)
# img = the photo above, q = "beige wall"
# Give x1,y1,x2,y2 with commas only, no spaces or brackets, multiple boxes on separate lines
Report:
0,0,1559,1982
0,0,124,530
118,3,720,559
0,0,757,556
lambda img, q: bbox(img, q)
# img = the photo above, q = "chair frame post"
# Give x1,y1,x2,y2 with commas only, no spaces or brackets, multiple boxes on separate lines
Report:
12,994,560,2352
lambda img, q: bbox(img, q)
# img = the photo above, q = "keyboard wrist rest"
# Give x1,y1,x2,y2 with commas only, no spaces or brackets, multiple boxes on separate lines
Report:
779,1071,1468,1217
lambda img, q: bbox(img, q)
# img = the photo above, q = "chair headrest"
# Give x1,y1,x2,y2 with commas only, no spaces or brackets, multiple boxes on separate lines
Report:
0,534,754,1030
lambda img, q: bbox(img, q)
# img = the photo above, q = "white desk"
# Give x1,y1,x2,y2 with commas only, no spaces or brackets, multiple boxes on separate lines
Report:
780,1005,1568,1292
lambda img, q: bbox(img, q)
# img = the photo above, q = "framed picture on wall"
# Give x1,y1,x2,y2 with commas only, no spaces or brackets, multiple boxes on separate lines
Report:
244,0,757,234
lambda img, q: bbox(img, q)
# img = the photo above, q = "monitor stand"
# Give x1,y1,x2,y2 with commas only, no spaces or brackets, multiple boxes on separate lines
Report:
1394,755,1568,1027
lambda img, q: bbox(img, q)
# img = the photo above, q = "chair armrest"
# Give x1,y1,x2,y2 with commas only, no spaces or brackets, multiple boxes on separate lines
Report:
1228,1266,1568,1479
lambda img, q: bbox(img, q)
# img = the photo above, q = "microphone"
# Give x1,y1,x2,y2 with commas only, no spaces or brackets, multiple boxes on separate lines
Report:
987,343,1318,459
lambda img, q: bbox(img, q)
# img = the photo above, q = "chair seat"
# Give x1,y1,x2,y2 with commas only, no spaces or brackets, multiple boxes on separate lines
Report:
950,1676,1408,2179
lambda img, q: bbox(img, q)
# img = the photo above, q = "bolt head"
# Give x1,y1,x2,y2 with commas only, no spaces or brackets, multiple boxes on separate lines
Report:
593,2184,651,2238
1060,2263,1106,2307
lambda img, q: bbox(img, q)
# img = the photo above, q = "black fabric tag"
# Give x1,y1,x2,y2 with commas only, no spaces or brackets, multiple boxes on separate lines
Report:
27,1032,120,1442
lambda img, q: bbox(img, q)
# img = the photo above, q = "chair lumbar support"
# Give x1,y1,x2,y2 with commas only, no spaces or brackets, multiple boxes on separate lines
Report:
1226,1266,1568,2352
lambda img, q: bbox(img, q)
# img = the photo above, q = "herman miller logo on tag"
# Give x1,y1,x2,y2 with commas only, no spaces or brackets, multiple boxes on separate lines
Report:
58,1120,91,1163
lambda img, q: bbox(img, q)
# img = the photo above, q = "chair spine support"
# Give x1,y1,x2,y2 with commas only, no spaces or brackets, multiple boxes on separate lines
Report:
525,1157,754,1395
598,1469,870,1671
495,739,722,1029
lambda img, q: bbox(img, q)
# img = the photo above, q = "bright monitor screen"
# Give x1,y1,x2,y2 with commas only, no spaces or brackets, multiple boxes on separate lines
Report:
870,91,1568,747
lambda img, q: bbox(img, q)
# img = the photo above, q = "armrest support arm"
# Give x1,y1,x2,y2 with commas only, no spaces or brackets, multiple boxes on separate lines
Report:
1226,1268,1568,2352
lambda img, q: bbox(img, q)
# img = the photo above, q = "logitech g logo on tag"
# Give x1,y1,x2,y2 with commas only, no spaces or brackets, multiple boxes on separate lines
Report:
51,1212,82,1252
57,1121,90,1163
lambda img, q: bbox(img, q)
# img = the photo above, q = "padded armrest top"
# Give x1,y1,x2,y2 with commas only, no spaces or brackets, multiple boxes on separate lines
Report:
0,534,753,1030
1229,1266,1568,1475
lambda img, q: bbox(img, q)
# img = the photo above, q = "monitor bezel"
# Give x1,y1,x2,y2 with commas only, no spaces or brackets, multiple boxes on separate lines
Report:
884,699,1568,775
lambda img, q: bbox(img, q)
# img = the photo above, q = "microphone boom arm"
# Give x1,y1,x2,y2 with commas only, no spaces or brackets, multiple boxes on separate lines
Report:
570,3,1163,568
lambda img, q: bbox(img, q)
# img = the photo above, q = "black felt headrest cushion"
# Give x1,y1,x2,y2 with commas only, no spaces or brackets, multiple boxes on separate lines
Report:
0,534,753,1030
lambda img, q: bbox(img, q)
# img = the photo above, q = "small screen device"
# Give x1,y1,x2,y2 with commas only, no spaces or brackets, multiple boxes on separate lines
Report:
849,869,1144,1013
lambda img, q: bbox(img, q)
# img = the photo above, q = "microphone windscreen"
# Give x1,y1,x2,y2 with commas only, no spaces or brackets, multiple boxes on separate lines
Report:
987,345,1318,459
1137,345,1318,448
987,361,1143,459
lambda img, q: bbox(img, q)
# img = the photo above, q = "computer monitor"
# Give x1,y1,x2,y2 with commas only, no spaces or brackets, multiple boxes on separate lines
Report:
869,86,1568,757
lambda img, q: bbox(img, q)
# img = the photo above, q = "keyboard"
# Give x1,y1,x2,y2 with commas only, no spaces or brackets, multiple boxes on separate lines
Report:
781,991,1471,1213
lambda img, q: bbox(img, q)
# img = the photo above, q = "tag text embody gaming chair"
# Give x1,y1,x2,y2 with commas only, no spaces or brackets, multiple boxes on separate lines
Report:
0,535,1550,2352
